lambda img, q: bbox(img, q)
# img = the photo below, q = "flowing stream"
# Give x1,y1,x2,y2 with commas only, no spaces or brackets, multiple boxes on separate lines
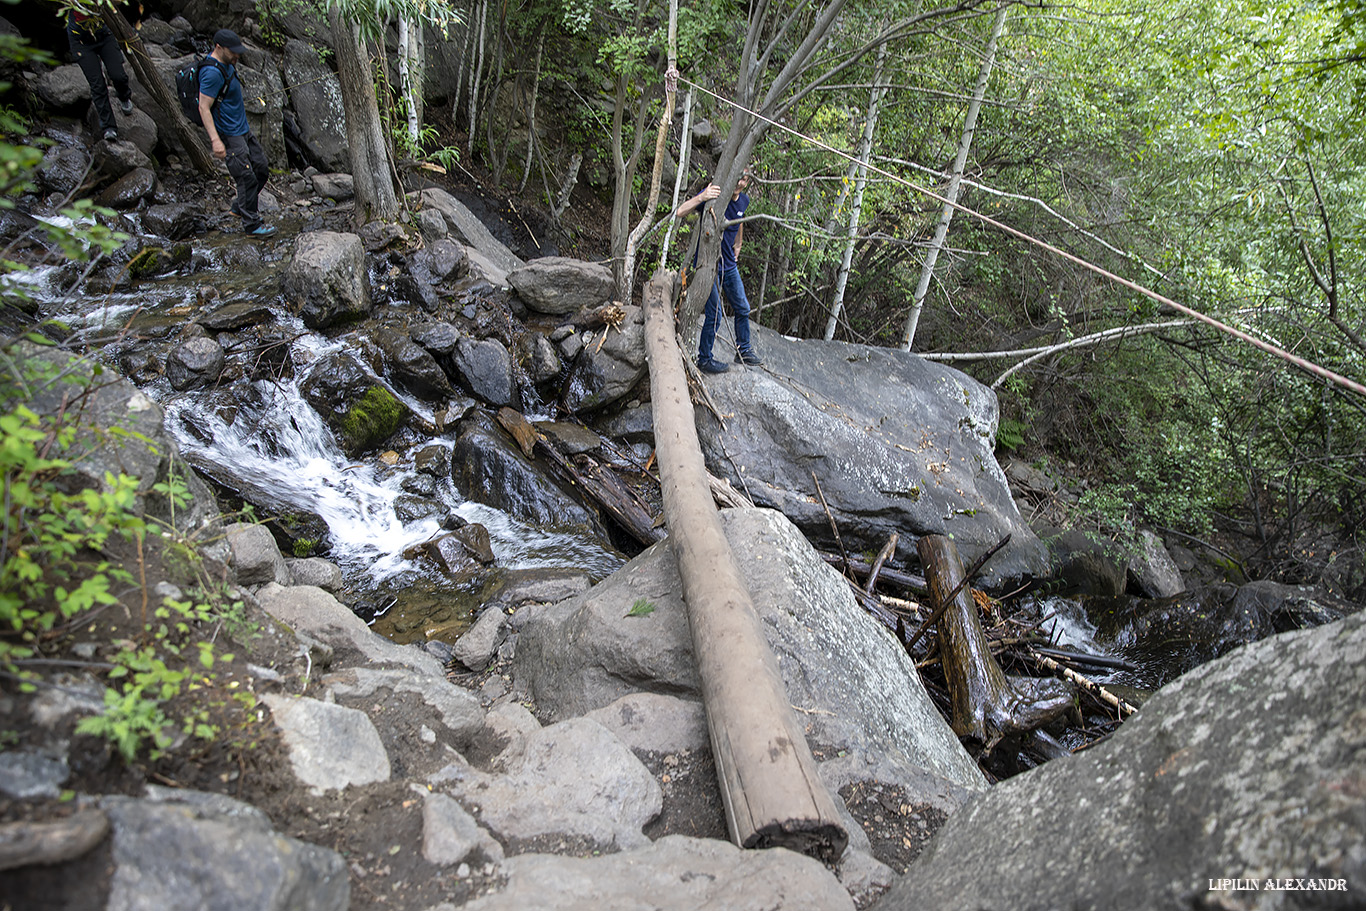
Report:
24,222,626,642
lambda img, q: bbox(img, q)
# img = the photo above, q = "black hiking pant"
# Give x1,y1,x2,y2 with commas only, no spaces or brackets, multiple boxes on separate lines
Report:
67,22,131,133
223,132,269,229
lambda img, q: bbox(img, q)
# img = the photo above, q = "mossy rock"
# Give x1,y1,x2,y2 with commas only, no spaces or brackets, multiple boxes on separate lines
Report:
338,385,409,456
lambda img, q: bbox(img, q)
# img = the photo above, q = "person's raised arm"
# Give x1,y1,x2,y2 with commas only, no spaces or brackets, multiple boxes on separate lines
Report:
675,183,721,219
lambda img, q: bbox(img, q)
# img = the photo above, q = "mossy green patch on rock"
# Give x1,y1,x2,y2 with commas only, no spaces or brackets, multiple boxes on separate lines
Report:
339,385,408,456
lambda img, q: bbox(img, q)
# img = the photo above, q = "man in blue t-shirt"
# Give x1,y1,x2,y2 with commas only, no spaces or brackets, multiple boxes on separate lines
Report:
676,169,762,373
198,29,274,237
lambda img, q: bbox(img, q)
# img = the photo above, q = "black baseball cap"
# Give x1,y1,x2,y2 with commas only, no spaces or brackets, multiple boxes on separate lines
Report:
213,29,246,53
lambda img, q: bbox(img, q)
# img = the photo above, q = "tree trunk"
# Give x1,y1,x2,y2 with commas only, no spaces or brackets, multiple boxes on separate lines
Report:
466,0,487,159
330,6,399,224
901,5,1008,350
825,41,889,340
100,8,215,175
517,29,544,194
643,270,848,860
918,534,1073,748
397,16,424,147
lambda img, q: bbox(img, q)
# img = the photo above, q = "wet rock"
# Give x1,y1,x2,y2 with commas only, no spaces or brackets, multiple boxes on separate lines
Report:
451,336,515,407
516,331,561,386
95,167,157,210
372,327,453,400
197,302,277,332
695,325,1048,588
597,402,655,444
1046,528,1126,596
143,202,205,241
411,321,460,356
508,256,614,315
1087,579,1351,687
310,172,353,201
165,336,225,391
425,533,487,581
561,304,648,413
533,421,600,455
94,105,158,157
280,231,371,330
282,40,348,171
299,351,408,456
359,220,405,252
414,443,451,476
873,611,1366,911
460,835,854,911
452,413,609,537
102,791,348,911
395,494,447,523
412,237,469,283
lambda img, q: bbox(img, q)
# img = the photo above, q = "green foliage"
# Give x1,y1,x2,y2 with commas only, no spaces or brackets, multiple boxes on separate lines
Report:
625,598,655,617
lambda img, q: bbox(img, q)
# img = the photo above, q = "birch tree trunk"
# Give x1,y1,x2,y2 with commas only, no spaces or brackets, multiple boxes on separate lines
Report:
901,5,1008,350
659,86,694,269
330,5,399,224
397,16,424,147
824,42,889,340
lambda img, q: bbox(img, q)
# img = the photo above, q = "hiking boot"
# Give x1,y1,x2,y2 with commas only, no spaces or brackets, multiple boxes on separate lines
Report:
735,349,764,366
102,127,118,141
230,202,243,218
119,98,134,114
246,223,277,237
696,357,730,374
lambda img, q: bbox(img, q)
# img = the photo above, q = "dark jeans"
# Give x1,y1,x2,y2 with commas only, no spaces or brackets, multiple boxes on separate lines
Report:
223,132,269,228
698,263,753,363
67,23,130,133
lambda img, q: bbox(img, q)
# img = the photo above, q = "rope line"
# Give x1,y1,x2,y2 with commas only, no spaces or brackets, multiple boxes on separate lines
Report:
678,76,1366,398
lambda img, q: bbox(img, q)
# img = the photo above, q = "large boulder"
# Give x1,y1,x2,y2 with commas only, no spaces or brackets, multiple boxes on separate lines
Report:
451,336,515,407
513,507,987,812
451,412,611,539
695,325,1048,587
1127,529,1186,597
101,790,348,911
871,610,1366,911
95,167,157,210
1083,579,1350,688
280,231,372,329
370,327,453,400
35,65,91,109
299,350,408,456
560,304,648,413
165,336,225,391
507,256,614,315
283,40,348,172
413,188,523,286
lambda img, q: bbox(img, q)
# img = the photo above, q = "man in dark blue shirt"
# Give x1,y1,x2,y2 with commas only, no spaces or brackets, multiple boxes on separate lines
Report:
676,169,762,373
198,29,274,237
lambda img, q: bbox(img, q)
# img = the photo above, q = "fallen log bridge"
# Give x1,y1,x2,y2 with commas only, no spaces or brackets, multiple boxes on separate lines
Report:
643,270,848,860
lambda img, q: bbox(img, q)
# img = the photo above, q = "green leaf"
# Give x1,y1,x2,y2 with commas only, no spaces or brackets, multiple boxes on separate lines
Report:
625,598,655,617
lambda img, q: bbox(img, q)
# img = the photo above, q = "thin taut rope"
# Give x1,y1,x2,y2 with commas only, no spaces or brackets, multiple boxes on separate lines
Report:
679,76,1366,399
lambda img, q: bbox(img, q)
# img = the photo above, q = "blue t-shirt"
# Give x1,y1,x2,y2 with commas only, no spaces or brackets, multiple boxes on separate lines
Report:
198,58,248,137
720,191,749,269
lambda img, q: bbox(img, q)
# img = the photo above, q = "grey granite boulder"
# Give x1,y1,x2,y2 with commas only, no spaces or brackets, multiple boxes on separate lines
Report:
260,694,390,791
695,325,1048,587
560,304,648,413
508,256,614,315
280,231,371,330
461,834,854,911
514,507,985,810
871,610,1366,911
